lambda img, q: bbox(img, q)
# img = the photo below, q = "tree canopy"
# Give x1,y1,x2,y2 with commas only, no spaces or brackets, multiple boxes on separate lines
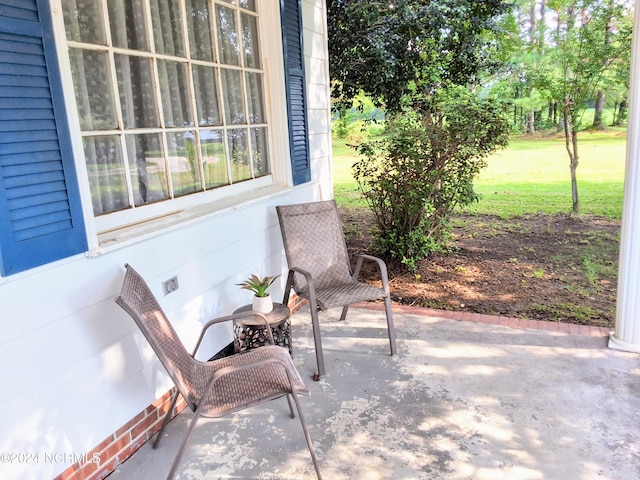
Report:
327,0,512,112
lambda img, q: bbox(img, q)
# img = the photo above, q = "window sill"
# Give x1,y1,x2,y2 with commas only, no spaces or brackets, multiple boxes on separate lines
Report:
87,184,292,258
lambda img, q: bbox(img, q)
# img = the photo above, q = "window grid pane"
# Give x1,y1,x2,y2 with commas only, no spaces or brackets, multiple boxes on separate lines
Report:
69,49,118,131
150,0,185,57
115,54,159,129
125,134,169,206
64,0,270,217
83,136,130,215
108,0,150,51
157,60,194,128
187,0,214,61
62,0,107,44
216,4,240,66
167,131,202,196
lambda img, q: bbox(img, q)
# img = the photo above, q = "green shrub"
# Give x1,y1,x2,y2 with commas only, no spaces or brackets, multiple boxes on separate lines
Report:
353,86,510,270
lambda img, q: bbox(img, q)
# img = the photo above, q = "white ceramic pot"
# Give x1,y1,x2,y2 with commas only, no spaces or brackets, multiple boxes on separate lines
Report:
252,294,273,314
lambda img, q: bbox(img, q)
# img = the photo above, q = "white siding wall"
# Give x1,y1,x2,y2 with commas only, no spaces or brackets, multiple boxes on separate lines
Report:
0,1,331,479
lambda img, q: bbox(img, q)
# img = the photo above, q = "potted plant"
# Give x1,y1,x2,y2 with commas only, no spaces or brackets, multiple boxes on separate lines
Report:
236,274,280,314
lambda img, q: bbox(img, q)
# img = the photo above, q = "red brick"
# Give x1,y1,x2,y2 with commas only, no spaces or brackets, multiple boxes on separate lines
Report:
131,410,160,440
428,308,447,318
74,455,100,479
537,320,555,331
460,311,473,322
87,435,115,459
569,324,581,334
115,410,145,438
507,317,520,328
99,435,131,465
52,463,80,480
148,391,174,412
557,322,571,333
85,457,117,480
115,435,148,465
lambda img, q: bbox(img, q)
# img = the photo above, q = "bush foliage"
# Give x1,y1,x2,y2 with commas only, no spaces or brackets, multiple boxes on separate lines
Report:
353,87,510,270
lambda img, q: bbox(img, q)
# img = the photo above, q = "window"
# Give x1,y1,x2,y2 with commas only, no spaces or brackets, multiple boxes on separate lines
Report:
61,0,270,219
0,0,309,275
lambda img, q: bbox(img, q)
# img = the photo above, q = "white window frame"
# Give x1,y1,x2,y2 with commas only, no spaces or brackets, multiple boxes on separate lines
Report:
49,0,291,251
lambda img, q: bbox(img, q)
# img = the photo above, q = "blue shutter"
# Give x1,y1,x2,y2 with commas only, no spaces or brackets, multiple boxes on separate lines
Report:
281,0,311,185
0,0,87,276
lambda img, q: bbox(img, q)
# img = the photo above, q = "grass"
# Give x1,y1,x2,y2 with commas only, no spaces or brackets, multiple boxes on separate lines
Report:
332,128,627,219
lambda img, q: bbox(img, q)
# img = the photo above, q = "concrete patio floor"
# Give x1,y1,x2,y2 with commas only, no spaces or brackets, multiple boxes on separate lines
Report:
108,306,640,480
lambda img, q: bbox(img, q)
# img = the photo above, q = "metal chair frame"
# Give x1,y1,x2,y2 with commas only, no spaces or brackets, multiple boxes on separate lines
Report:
115,264,322,479
277,200,397,378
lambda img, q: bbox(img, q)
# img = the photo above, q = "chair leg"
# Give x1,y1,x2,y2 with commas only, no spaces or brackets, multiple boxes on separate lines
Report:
339,305,349,321
289,388,323,480
166,407,203,480
384,295,397,356
309,304,326,378
286,394,296,418
154,389,179,449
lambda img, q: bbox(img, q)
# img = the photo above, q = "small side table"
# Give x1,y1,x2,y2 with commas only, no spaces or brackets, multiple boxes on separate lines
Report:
232,303,292,355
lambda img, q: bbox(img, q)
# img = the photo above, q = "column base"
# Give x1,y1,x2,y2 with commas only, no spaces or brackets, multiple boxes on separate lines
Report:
608,333,640,354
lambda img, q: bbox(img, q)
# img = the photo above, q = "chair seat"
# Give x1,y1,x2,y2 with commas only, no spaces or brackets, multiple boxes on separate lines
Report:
200,345,309,417
300,279,385,311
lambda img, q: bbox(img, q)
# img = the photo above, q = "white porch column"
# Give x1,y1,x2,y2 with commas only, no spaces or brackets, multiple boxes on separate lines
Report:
609,0,640,354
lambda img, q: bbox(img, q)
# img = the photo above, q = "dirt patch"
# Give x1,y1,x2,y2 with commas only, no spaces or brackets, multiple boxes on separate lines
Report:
341,207,620,328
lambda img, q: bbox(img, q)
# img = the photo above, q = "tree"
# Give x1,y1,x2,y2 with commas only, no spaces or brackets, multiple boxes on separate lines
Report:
327,0,512,112
488,0,632,211
327,0,513,266
549,0,632,212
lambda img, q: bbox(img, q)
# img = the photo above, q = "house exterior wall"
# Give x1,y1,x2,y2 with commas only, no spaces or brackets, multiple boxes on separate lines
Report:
0,1,331,479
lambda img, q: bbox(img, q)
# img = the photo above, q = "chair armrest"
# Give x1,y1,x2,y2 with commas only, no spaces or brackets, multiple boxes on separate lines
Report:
353,254,391,295
192,311,273,356
283,266,317,306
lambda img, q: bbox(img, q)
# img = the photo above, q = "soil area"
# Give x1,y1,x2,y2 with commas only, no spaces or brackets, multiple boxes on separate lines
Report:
341,207,620,328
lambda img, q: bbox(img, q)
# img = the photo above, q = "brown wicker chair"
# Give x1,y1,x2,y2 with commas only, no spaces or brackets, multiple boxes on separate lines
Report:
276,200,396,378
115,264,322,480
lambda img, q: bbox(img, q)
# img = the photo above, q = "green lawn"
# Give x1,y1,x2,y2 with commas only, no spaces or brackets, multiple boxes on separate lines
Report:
332,128,627,219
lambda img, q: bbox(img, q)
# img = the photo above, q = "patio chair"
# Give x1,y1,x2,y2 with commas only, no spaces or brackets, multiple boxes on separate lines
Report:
276,200,397,378
115,264,322,480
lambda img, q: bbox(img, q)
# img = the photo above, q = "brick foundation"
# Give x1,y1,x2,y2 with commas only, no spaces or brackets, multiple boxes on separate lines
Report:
53,389,187,480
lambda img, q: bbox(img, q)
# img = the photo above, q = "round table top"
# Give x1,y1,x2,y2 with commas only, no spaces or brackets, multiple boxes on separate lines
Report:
233,302,290,326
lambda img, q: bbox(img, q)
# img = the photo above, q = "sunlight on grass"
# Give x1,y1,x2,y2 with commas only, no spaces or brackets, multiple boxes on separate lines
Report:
332,130,627,219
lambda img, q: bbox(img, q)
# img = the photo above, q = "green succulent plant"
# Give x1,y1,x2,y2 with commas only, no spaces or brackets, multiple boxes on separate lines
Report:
236,274,280,297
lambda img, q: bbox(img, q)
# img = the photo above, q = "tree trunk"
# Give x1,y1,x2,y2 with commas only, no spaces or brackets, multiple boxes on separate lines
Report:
563,106,579,214
593,6,612,130
593,90,606,130
619,99,628,125
570,129,579,213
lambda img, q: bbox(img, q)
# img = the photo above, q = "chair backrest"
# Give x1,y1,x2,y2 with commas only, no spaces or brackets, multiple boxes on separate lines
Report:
277,200,353,292
115,264,203,411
